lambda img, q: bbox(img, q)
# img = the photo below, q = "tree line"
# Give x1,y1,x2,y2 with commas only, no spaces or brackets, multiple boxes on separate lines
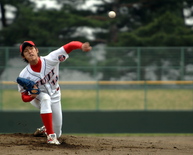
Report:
0,0,193,47
0,0,193,80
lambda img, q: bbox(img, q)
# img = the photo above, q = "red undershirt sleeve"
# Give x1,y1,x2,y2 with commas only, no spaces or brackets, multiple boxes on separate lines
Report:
21,92,34,102
63,41,83,54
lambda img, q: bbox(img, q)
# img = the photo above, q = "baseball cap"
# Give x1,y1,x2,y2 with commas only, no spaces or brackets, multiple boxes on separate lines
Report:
20,41,35,53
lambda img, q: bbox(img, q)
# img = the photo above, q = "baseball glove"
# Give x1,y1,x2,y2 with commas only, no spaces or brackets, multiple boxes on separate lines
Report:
16,77,40,94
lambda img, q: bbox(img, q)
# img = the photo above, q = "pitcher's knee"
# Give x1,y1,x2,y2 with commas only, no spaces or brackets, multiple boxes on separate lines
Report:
41,93,50,101
40,93,52,113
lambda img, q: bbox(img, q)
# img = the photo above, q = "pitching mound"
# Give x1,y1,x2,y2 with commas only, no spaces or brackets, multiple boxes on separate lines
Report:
0,133,193,154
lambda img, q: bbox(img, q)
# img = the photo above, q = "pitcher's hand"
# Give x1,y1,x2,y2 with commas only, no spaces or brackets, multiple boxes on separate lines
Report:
82,42,92,52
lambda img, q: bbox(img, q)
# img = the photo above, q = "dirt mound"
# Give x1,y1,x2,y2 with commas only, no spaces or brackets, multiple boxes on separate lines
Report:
0,133,193,155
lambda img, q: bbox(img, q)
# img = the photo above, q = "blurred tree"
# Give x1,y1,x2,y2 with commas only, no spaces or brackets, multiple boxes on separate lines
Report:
93,0,193,46
116,12,193,46
0,1,7,27
1,0,193,79
0,0,34,28
1,0,193,46
0,0,105,75
93,0,193,80
0,0,106,46
0,0,35,75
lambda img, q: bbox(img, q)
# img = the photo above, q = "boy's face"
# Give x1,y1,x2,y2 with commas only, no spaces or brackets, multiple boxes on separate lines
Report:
22,46,39,63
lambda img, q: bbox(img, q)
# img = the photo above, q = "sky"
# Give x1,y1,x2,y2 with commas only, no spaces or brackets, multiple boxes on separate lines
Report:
32,0,62,10
0,0,193,25
32,0,103,12
33,0,193,25
0,0,103,18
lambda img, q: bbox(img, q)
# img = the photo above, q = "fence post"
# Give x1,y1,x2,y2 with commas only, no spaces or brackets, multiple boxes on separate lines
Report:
192,81,193,110
144,80,148,110
180,47,184,80
96,81,99,110
0,47,9,110
6,48,9,80
0,78,2,110
93,48,99,110
137,48,141,80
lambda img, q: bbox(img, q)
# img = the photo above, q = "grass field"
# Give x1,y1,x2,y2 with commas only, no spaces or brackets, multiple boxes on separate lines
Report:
1,89,193,111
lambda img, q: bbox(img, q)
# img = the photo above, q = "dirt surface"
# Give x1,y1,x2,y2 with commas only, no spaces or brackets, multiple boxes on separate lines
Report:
0,133,193,155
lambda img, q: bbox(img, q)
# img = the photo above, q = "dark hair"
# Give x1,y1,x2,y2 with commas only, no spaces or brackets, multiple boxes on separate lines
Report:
21,46,40,63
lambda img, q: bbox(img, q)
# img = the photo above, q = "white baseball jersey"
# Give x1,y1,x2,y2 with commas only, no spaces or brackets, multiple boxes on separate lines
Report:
18,46,69,95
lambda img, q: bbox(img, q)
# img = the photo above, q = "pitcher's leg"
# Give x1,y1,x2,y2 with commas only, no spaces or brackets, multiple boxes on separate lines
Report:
51,91,62,138
52,102,62,138
39,93,55,134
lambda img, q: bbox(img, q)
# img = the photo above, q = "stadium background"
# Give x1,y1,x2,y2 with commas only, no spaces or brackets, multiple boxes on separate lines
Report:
1,1,193,154
0,46,193,133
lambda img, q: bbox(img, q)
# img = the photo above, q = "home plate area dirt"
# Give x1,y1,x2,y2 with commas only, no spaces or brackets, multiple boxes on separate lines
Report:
0,133,193,155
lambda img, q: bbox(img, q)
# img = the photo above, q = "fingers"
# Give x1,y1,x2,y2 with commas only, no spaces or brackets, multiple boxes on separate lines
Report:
31,94,38,98
33,85,38,89
82,42,92,52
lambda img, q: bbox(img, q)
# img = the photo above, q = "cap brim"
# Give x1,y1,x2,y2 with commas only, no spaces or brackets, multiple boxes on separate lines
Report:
20,42,35,53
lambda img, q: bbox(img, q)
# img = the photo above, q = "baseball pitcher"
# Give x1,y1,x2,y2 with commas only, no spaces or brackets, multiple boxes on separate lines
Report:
17,41,92,144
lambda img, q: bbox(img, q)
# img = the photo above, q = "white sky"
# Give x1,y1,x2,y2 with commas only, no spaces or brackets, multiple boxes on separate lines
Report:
1,1,59,18
32,0,62,9
0,0,193,25
0,5,16,18
0,0,103,18
32,0,103,11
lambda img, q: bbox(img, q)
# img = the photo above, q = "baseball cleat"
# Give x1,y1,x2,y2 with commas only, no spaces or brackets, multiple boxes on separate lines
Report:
47,133,60,145
33,126,47,137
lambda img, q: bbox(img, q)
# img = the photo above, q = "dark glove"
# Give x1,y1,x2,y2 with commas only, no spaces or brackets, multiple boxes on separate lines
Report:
16,77,40,94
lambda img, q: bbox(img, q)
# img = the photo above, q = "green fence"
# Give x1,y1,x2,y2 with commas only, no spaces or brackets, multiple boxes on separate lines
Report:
1,111,193,133
0,46,193,111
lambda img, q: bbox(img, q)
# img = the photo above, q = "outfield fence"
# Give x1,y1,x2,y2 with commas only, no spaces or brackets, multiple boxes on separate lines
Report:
0,46,193,111
0,80,193,111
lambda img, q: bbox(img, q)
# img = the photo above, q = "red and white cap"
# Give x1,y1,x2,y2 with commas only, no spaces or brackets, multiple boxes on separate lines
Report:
20,41,36,53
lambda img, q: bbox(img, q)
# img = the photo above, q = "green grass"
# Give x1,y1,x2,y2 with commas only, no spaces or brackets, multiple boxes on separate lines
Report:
1,89,193,111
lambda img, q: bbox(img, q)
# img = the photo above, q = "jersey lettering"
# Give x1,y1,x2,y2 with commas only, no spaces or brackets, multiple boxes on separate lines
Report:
47,73,51,81
40,77,46,85
51,75,58,86
36,68,57,87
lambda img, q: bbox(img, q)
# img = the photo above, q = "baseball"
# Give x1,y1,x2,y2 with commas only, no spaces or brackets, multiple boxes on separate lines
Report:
108,11,116,18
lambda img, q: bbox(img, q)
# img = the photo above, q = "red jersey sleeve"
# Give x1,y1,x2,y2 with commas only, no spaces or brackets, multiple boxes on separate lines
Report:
63,41,83,54
21,92,34,102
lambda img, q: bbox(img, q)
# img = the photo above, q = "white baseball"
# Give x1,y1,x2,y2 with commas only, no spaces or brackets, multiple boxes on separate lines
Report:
108,11,116,18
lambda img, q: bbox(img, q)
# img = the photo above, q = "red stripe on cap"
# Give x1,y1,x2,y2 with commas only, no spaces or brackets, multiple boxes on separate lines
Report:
20,41,35,53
